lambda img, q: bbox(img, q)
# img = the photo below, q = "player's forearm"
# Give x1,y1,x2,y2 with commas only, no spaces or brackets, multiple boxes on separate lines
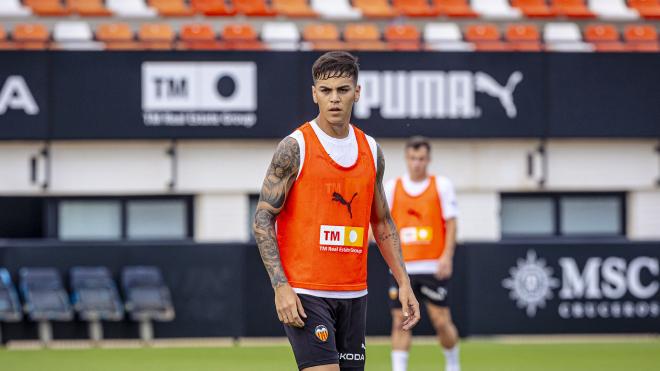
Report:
253,207,288,288
441,219,457,260
373,218,409,287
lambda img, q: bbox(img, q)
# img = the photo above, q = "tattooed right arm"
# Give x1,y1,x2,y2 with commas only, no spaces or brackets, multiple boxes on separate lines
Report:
253,137,300,288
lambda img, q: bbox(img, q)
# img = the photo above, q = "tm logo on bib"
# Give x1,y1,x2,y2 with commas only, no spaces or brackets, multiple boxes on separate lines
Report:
400,226,433,244
319,225,365,254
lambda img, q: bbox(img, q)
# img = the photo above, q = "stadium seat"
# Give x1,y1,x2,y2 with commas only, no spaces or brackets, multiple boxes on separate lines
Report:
544,22,595,51
138,23,175,49
0,0,33,16
191,0,237,15
423,22,475,51
261,22,300,50
70,267,124,342
584,23,626,51
505,23,543,51
384,24,421,51
272,0,318,17
0,268,22,344
221,23,265,50
178,23,226,50
53,21,104,50
628,0,660,19
394,0,441,17
623,24,659,51
122,266,175,342
588,0,638,20
302,23,344,50
13,23,50,50
511,0,556,18
344,23,386,50
471,0,523,19
67,0,113,16
353,0,398,18
233,0,277,16
20,268,74,344
551,0,595,18
311,0,361,19
465,23,511,51
433,0,477,18
107,0,157,17
96,23,141,50
148,0,195,16
24,0,71,16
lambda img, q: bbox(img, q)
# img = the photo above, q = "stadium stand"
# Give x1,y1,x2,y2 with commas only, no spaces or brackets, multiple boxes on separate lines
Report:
353,0,398,18
433,0,478,17
302,22,343,50
96,22,141,49
471,0,523,19
311,0,361,19
138,22,175,49
52,21,104,50
505,23,543,50
106,0,157,17
511,0,556,18
0,0,32,17
67,0,113,16
629,0,660,19
221,22,264,49
122,266,175,342
272,0,318,17
261,21,300,50
70,267,124,342
19,268,74,345
544,21,595,51
384,23,421,50
191,0,237,16
0,268,23,344
424,22,475,50
344,22,387,50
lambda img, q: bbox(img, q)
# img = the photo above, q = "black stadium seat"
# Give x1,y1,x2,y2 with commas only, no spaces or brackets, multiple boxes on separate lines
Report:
19,267,73,344
122,266,174,342
70,266,124,342
0,268,23,344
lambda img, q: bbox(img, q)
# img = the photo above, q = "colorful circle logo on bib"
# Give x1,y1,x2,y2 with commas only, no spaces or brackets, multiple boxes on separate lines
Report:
314,325,329,342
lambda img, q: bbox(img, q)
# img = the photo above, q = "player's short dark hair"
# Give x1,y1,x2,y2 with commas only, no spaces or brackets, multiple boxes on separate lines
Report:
405,136,431,153
312,51,359,84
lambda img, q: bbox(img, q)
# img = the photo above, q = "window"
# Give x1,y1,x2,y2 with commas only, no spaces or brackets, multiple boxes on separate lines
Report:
501,193,625,239
54,196,193,241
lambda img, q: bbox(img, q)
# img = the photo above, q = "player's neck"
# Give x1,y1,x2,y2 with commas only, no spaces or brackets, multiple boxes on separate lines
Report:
408,172,428,183
315,115,350,139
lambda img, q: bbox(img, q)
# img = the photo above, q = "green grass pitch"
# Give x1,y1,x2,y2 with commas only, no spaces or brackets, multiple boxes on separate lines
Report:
1,339,658,371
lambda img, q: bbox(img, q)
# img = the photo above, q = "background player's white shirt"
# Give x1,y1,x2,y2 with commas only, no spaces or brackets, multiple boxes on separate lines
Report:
287,120,377,299
384,173,458,275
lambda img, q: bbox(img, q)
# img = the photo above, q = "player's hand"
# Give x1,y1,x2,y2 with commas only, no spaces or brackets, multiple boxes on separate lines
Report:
435,256,453,280
274,283,307,328
398,283,421,331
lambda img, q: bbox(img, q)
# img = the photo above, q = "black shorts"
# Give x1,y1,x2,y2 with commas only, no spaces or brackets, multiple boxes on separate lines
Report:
388,274,450,308
284,294,367,370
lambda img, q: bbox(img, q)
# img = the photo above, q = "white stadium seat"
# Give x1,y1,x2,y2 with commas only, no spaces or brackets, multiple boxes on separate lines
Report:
107,0,157,18
544,23,594,52
311,0,362,20
53,22,105,50
588,0,639,21
471,0,523,20
261,22,301,51
424,23,476,51
0,0,32,17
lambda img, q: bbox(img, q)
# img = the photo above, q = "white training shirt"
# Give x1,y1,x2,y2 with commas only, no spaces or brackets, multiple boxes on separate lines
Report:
384,173,458,275
286,120,377,299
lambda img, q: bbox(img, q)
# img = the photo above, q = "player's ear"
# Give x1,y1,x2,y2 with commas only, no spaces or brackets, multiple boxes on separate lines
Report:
312,85,318,104
354,84,361,103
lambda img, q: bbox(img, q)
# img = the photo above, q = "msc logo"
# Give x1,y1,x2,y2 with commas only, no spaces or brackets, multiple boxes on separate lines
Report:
314,325,329,342
141,62,256,111
355,70,523,120
320,225,364,247
400,226,433,244
0,76,39,115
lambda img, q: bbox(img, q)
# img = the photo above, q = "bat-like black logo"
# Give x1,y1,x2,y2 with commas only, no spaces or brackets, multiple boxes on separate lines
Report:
332,192,358,218
407,209,422,219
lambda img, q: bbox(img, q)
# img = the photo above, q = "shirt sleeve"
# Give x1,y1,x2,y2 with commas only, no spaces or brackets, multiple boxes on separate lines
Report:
383,178,396,212
436,176,458,220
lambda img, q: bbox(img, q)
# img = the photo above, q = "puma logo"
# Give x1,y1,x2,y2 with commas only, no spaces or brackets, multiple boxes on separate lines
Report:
332,192,358,218
407,209,422,219
475,71,523,118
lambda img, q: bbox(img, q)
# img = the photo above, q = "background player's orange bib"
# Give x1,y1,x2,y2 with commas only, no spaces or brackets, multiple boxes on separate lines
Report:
391,176,446,262
277,123,375,291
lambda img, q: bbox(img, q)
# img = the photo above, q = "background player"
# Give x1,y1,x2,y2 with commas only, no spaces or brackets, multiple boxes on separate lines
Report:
385,136,460,371
253,51,420,371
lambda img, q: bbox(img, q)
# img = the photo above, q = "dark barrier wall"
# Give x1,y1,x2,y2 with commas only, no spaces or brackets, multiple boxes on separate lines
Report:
0,52,659,140
0,241,657,342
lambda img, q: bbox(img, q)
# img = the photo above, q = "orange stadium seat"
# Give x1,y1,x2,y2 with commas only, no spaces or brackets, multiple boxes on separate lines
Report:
178,23,227,49
585,24,625,52
551,0,595,18
628,0,660,19
221,23,265,50
384,24,421,51
272,0,317,17
393,0,441,17
138,23,175,50
505,23,542,51
67,0,112,16
623,24,659,51
465,24,511,51
232,0,277,16
96,23,141,50
24,0,71,16
433,0,478,18
353,0,399,18
191,0,237,15
13,23,50,50
511,0,556,18
302,23,344,50
148,0,195,16
344,23,386,50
